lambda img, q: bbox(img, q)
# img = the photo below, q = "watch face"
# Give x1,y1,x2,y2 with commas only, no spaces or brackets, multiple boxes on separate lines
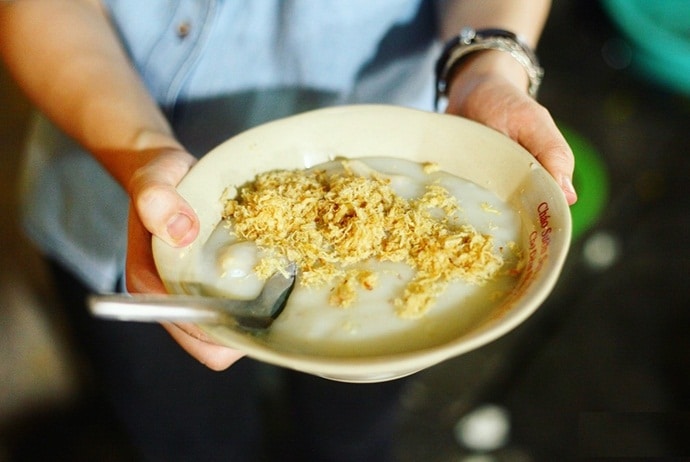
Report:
459,26,477,44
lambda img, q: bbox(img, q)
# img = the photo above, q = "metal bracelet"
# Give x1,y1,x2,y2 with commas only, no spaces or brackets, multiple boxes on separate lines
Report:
435,27,544,110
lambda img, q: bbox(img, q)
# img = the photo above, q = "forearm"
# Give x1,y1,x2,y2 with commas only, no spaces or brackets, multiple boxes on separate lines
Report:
0,0,182,191
437,0,551,46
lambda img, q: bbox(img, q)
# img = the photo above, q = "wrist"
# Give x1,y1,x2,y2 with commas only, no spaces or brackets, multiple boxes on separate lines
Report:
435,27,543,109
446,50,530,102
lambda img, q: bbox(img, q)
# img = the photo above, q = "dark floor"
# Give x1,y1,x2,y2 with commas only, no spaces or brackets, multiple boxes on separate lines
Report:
1,2,689,461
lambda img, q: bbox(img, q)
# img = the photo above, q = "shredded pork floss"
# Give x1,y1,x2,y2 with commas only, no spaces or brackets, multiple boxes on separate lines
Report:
223,160,503,318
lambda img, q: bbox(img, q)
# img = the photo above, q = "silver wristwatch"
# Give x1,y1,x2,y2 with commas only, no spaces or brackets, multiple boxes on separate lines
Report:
435,27,544,109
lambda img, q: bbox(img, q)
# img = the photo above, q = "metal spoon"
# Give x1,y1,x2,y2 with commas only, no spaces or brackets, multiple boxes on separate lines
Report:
88,263,296,331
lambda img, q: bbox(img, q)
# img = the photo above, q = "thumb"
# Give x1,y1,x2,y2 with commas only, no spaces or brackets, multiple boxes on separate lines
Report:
129,150,200,247
517,112,578,205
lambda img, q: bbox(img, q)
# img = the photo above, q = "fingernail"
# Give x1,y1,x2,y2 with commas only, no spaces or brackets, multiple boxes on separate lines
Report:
561,176,578,203
167,213,193,243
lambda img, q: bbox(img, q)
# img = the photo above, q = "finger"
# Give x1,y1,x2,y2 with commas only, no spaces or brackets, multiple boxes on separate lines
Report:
129,150,200,247
516,106,578,205
447,80,578,205
161,322,246,371
128,209,245,370
125,202,168,294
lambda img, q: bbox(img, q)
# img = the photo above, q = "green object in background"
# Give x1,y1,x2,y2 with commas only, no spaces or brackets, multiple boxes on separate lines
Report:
559,125,609,240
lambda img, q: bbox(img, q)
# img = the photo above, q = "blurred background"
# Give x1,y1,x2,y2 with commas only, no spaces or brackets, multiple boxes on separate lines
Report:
1,1,688,461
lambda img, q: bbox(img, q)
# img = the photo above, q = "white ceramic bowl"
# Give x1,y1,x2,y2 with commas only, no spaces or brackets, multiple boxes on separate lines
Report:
153,105,571,383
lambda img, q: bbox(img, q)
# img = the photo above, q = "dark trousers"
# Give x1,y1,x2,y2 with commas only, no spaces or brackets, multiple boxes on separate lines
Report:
50,261,404,462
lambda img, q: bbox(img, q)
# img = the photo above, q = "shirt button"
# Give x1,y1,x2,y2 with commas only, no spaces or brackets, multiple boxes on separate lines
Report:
177,21,191,38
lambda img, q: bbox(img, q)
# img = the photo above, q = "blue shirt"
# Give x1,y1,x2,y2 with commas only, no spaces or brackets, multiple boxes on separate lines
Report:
21,0,441,291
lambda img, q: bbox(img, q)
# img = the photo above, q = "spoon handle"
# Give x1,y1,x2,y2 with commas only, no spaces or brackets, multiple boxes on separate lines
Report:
88,293,229,324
